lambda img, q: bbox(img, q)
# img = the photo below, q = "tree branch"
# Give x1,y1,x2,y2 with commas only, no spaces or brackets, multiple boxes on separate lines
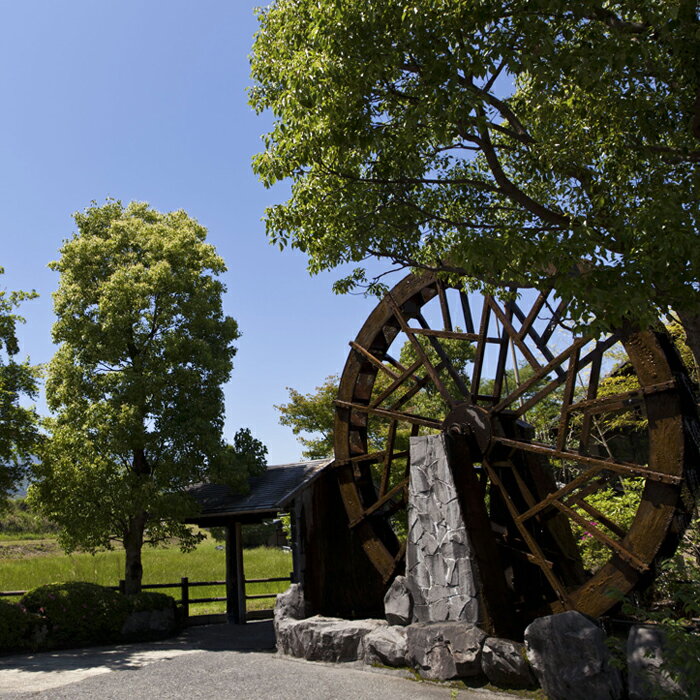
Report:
476,118,573,228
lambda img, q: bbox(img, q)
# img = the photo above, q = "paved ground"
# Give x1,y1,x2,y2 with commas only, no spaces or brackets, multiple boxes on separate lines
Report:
0,622,516,699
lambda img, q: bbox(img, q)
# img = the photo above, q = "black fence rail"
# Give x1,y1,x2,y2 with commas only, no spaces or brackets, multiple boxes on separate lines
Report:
0,574,292,622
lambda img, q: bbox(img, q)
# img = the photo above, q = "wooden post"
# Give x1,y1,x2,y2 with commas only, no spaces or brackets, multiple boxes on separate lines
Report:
226,520,247,624
119,579,126,595
181,576,189,620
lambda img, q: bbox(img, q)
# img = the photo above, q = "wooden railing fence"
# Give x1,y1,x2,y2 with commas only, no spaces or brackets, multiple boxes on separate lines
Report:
0,574,291,622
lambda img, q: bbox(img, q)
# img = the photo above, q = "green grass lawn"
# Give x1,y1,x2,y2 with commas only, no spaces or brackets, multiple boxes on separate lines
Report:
0,539,293,616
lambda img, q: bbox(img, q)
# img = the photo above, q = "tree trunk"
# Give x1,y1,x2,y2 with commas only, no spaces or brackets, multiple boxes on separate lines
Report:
676,309,700,375
123,511,146,595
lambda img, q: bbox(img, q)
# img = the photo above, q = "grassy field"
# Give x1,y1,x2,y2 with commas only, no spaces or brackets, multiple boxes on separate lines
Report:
0,537,293,616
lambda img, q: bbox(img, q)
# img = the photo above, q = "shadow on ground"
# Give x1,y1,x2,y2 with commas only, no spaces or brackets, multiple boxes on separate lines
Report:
0,620,275,676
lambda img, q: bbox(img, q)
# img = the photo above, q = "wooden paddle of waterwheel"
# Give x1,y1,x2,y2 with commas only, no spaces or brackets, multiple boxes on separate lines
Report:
333,272,699,634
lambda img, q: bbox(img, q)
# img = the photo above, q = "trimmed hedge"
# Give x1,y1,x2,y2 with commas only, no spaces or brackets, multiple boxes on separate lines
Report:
127,591,176,613
0,583,180,653
21,582,130,648
0,599,43,652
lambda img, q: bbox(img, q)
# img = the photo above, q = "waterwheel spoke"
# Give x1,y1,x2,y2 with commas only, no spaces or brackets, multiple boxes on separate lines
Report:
556,345,581,452
567,379,676,415
491,302,513,401
488,297,542,373
390,359,449,410
386,294,457,408
459,289,475,333
515,290,550,341
335,399,443,430
541,298,567,344
511,335,619,417
491,336,589,414
436,281,453,331
379,421,398,497
337,448,409,466
349,341,401,381
483,459,572,605
406,328,489,342
563,495,627,539
471,296,491,400
349,477,409,527
578,349,602,455
414,310,471,399
549,500,647,571
370,357,424,408
510,299,563,378
496,437,682,488
384,353,413,375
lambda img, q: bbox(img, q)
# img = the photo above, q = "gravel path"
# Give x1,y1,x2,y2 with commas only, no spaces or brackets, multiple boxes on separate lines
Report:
0,621,516,700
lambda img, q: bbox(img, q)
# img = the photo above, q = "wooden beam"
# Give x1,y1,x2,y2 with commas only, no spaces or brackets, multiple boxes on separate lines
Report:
226,520,247,624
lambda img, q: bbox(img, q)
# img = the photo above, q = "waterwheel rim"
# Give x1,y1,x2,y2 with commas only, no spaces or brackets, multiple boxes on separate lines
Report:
334,272,697,623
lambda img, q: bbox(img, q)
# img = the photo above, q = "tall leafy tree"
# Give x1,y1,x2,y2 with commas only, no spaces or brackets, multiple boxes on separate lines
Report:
30,201,265,593
250,1,700,358
0,268,39,507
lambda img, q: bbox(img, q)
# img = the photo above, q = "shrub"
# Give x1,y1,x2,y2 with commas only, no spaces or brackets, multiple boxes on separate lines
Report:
0,599,42,652
624,519,700,697
21,582,130,648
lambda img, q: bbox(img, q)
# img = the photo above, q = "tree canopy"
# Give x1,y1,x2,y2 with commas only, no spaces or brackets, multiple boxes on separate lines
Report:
250,1,699,343
0,268,39,507
29,201,265,592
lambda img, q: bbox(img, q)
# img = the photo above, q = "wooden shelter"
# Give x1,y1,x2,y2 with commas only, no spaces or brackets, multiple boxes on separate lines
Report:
186,459,332,623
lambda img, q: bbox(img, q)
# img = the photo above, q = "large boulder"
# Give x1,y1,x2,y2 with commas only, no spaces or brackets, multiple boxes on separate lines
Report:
406,621,486,680
274,583,307,624
276,615,386,662
481,637,536,688
627,625,686,700
384,576,413,626
364,625,408,667
525,611,622,700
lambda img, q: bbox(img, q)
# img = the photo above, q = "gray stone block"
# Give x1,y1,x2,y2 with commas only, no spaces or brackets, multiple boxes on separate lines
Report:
482,637,536,688
627,625,686,700
274,583,306,624
525,611,622,700
364,625,408,667
384,575,413,626
275,615,386,662
406,621,486,680
406,434,482,624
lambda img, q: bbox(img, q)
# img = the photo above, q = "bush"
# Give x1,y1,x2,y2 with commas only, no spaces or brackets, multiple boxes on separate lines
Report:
0,599,43,652
21,582,130,648
623,519,700,697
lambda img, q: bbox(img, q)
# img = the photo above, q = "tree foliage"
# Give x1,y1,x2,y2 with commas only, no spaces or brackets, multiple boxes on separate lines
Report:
250,1,699,337
0,268,39,507
29,201,266,592
277,375,338,459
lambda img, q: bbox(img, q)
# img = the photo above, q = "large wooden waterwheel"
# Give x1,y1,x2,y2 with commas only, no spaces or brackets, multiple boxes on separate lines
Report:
334,273,699,631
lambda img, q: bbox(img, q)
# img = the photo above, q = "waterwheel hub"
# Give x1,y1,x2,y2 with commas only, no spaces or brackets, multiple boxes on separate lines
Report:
443,403,494,457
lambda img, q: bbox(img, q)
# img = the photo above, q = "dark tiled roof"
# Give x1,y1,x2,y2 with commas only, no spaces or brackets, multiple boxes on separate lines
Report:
187,458,333,518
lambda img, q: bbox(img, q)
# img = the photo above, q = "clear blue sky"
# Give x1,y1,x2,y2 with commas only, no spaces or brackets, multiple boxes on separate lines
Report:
0,1,395,464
